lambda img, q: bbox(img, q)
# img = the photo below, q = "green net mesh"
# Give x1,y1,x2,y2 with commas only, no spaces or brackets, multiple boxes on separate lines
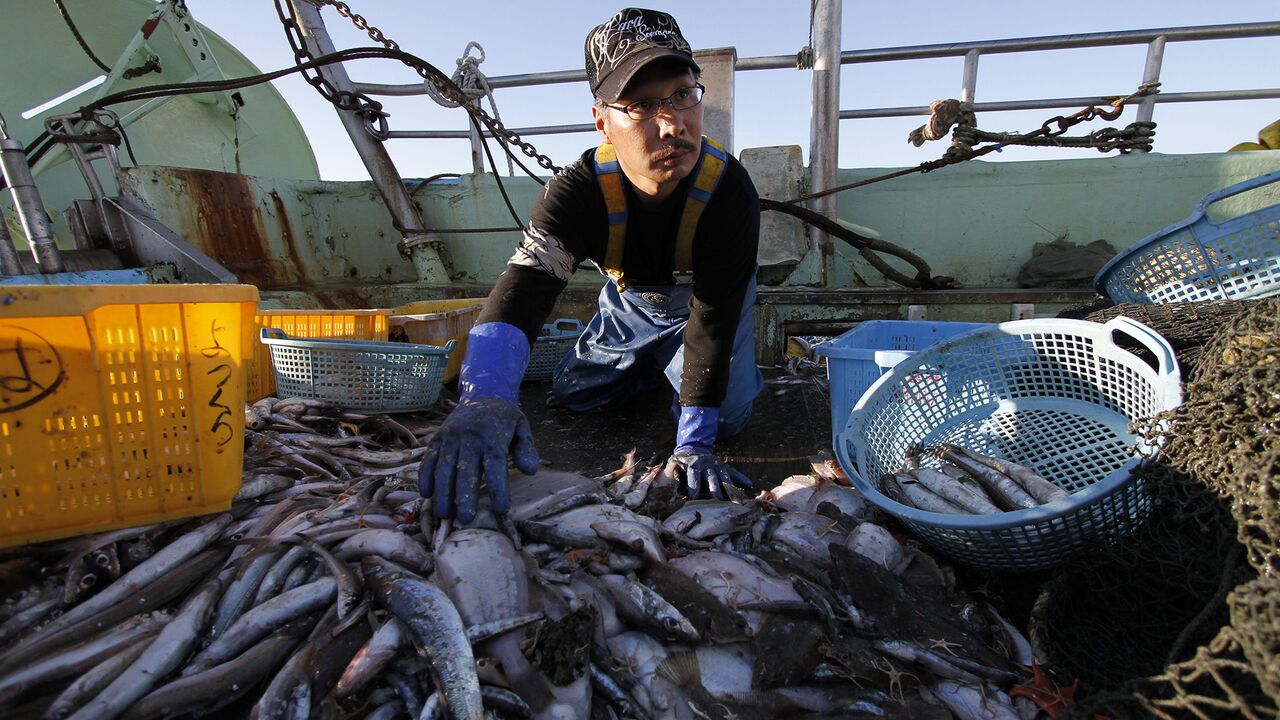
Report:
1038,299,1279,719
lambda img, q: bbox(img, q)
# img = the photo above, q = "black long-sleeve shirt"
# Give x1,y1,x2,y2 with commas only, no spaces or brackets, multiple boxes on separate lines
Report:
477,146,760,408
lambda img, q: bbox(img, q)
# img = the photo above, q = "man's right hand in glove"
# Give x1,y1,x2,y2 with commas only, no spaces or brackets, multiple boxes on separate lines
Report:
418,322,539,523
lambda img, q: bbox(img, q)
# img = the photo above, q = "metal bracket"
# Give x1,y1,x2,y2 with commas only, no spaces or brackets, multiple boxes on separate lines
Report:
107,195,237,283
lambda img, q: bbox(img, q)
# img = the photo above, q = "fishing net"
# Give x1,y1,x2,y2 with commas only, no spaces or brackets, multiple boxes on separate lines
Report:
1037,298,1280,719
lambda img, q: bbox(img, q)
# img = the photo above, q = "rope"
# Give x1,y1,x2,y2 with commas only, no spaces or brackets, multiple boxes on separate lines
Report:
421,43,515,176
53,0,113,74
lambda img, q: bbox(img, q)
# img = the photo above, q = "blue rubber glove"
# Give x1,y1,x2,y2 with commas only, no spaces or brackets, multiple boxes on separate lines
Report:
419,322,539,523
670,406,752,500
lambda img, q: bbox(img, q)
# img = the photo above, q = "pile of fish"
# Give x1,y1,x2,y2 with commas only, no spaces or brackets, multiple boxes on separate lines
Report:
882,445,1069,515
0,397,1058,720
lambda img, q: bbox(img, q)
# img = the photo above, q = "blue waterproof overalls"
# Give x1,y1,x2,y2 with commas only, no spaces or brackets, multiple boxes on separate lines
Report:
550,136,764,438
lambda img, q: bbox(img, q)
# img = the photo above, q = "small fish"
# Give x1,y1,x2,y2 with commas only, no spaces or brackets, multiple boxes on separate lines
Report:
891,474,969,514
910,467,1001,514
641,562,750,643
598,574,700,644
363,556,483,720
948,445,1068,504
939,448,1038,511
591,519,668,563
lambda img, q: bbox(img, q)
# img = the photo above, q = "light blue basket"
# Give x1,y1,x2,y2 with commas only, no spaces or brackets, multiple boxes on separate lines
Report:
835,317,1183,572
1095,169,1280,304
525,318,584,382
261,328,455,413
814,320,994,444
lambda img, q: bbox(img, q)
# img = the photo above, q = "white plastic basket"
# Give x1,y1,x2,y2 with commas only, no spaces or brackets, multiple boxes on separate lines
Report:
1095,169,1280,304
261,328,455,413
835,317,1183,572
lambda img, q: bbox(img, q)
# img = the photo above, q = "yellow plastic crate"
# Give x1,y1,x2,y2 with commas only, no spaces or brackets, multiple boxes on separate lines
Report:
389,298,486,382
0,284,259,548
250,309,390,401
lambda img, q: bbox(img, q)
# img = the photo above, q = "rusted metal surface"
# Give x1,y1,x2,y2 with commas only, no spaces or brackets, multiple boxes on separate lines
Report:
181,169,282,287
268,190,310,286
120,166,423,291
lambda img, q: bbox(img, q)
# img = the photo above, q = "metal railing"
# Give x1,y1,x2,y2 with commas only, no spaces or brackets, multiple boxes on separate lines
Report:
350,19,1280,161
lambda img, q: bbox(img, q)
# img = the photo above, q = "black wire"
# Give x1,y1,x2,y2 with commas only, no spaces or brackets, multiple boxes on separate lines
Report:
114,123,139,167
54,0,113,73
81,47,555,185
408,173,461,199
470,114,524,228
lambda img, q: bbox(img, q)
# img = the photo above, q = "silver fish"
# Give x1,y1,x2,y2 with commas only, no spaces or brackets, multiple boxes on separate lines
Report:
661,500,758,540
362,556,483,720
940,447,1038,511
6,513,231,658
42,637,151,720
590,519,667,563
597,574,700,644
434,529,553,713
69,573,225,720
948,445,1068,504
0,611,169,707
930,680,1021,720
336,618,406,699
121,614,313,720
911,467,1001,514
334,529,433,574
184,577,336,676
891,473,969,514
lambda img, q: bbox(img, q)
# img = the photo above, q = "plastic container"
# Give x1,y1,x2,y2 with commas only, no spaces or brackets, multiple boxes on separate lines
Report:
1095,169,1280,304
525,318,585,382
261,328,455,413
814,320,994,443
388,298,486,382
251,309,390,401
0,284,259,548
835,317,1183,572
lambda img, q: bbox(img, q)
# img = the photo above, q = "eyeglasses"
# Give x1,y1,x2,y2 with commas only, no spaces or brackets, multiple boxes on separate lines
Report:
606,84,705,121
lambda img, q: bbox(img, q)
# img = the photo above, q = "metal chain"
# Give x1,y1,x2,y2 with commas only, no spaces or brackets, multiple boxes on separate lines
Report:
782,82,1161,205
274,0,391,139
316,0,561,174
954,121,1157,153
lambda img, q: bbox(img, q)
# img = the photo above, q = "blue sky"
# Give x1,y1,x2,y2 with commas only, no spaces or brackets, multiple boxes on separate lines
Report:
192,1,1280,181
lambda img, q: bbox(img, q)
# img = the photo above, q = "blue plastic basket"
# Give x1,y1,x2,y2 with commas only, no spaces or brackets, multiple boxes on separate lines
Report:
1095,169,1280,304
525,318,585,382
814,320,994,444
835,317,1183,572
261,328,455,412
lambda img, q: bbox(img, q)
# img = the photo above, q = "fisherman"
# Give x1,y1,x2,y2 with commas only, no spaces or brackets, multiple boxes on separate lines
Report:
419,7,764,523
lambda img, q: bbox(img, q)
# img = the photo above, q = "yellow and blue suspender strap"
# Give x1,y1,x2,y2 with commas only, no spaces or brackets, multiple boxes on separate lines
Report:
673,136,729,283
593,143,629,288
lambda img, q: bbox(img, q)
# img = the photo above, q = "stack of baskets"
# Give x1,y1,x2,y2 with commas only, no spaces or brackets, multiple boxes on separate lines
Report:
834,317,1184,571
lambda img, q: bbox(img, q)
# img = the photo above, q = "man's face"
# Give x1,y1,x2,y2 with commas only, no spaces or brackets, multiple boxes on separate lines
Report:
593,68,703,199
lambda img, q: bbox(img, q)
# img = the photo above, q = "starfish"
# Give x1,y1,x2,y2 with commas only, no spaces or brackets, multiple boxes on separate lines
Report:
1009,661,1079,718
815,518,844,539
929,637,964,656
871,657,917,703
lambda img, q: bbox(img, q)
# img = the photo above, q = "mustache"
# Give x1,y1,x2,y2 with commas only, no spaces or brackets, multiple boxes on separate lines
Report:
652,139,699,159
